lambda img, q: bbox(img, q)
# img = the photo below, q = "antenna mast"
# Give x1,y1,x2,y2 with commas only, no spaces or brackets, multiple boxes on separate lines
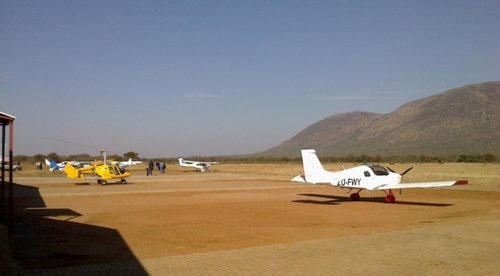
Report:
101,150,107,163
338,160,345,170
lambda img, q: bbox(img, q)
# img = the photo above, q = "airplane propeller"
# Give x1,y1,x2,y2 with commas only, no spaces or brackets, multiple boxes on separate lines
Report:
387,166,413,195
387,166,413,176
401,167,413,176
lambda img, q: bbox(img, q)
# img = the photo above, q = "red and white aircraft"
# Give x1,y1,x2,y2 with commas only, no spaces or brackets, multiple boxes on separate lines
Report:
292,149,467,203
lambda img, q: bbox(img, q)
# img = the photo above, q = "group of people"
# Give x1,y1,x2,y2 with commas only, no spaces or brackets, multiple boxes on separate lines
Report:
146,160,166,175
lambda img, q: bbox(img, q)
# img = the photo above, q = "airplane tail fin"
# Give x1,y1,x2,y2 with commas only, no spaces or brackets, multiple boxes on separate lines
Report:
292,149,334,184
178,158,184,165
46,159,58,171
64,163,84,179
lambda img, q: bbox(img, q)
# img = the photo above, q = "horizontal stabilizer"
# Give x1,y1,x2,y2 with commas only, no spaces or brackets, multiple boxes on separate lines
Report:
291,175,306,183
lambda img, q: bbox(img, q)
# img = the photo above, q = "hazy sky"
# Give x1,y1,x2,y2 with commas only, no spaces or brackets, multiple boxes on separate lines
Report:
1,0,499,157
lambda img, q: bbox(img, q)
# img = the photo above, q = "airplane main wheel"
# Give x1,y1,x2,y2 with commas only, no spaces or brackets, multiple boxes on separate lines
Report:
384,194,396,203
101,180,108,185
120,179,127,184
350,193,360,201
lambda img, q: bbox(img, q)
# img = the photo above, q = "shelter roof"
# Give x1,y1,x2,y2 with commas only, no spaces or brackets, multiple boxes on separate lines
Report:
0,111,16,124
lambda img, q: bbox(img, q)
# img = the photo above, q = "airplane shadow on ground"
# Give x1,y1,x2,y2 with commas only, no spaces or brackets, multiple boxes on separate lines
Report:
73,180,135,186
294,193,454,207
73,179,135,186
7,183,148,274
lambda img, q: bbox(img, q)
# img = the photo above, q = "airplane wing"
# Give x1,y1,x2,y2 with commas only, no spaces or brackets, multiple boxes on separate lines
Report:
374,180,468,190
201,162,216,166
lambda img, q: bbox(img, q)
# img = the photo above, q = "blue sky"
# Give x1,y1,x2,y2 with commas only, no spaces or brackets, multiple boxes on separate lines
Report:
1,0,499,157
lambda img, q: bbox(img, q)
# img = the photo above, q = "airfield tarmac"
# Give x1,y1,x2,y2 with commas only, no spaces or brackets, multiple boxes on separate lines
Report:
6,166,500,275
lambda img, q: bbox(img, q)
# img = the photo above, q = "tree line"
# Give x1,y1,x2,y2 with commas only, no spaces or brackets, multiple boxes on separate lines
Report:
215,153,499,164
12,152,498,164
13,151,140,163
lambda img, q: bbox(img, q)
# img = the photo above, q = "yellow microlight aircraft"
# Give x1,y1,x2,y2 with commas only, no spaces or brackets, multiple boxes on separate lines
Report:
64,161,130,185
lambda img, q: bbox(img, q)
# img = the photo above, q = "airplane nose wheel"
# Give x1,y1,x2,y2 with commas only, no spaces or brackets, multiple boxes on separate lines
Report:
384,190,396,203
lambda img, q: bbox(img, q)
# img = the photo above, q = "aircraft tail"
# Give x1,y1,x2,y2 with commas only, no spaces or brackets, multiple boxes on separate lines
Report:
45,159,59,171
121,158,132,167
178,158,184,165
64,163,84,179
292,149,334,184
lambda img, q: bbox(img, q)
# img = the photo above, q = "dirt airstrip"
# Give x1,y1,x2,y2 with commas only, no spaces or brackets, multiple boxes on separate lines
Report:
5,165,500,274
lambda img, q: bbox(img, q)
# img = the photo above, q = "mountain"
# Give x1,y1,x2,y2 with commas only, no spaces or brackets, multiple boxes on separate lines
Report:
262,81,500,157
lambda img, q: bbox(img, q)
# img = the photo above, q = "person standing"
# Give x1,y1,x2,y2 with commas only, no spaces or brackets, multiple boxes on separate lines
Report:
147,160,154,176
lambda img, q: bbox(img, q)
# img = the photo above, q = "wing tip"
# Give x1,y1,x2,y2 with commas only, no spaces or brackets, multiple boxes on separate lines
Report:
455,180,468,185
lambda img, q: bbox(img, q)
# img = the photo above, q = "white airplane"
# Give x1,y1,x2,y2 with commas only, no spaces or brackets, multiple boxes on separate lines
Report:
115,158,143,169
178,158,219,172
292,149,467,203
45,159,83,172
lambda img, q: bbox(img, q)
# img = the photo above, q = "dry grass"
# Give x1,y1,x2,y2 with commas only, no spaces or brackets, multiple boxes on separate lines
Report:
11,162,499,191
214,162,500,191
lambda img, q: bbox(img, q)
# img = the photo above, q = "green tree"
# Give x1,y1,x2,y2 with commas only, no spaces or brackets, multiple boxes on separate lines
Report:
108,154,121,161
123,151,140,159
33,154,45,162
47,152,61,162
482,153,497,162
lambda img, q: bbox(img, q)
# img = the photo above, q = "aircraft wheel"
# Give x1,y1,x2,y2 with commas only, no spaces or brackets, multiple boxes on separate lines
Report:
384,195,396,203
120,179,127,184
101,180,108,185
350,193,360,201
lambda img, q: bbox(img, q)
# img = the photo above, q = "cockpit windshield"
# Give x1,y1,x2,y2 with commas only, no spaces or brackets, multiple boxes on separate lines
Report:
112,165,121,175
368,165,389,176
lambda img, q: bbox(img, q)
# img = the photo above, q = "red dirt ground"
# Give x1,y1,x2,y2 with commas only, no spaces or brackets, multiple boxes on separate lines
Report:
8,173,499,270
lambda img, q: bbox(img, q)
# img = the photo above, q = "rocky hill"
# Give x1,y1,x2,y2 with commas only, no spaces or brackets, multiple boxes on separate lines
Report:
262,81,500,157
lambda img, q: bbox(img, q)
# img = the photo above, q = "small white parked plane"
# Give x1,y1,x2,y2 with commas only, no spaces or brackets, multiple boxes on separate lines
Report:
178,158,219,172
45,159,84,172
112,158,143,169
292,149,467,203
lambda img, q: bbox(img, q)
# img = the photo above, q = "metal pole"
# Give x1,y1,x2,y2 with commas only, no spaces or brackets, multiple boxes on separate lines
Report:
8,122,13,236
1,124,5,224
101,150,107,164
